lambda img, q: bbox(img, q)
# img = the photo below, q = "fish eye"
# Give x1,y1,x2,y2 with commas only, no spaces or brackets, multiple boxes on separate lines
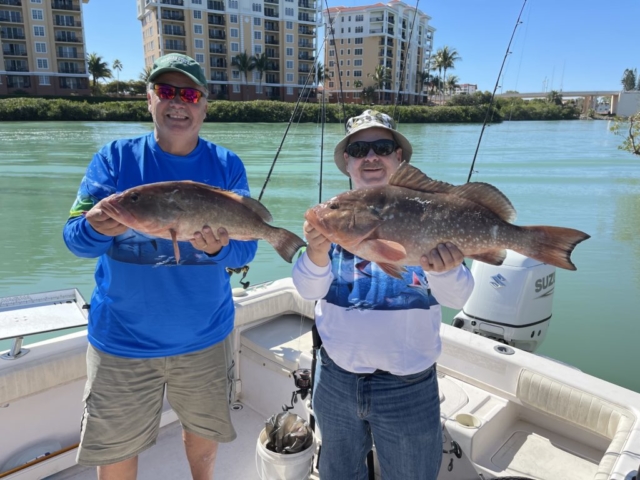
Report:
329,202,340,210
130,193,139,202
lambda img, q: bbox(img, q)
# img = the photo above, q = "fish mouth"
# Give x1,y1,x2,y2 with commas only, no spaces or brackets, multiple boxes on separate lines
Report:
100,194,138,228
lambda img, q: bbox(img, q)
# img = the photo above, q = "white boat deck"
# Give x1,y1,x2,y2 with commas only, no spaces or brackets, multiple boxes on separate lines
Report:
46,403,309,480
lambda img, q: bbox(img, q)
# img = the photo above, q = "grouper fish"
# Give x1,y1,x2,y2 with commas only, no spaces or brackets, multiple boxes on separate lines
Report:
100,180,306,264
305,162,590,279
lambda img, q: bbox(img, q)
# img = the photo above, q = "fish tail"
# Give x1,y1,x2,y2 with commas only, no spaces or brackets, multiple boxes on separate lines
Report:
518,226,590,270
266,227,307,263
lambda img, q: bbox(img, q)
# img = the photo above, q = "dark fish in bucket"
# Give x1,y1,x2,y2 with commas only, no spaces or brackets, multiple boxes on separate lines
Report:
100,180,306,263
305,162,590,279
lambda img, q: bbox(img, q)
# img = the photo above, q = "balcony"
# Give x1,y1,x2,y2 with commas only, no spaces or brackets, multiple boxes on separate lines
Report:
265,21,279,31
208,29,225,39
298,40,313,48
298,13,315,22
52,1,80,11
59,66,86,74
371,16,383,22
165,41,186,51
1,28,24,39
298,26,314,35
2,44,26,56
267,62,279,70
7,75,30,88
209,45,226,54
265,37,279,45
298,54,314,62
210,58,227,68
210,72,227,81
5,63,28,71
265,0,279,3
265,74,279,84
160,0,183,5
298,0,315,8
0,0,22,5
54,19,81,27
55,32,80,42
0,13,23,23
264,9,278,18
370,28,383,34
57,49,82,58
161,11,184,21
207,0,224,10
207,14,225,25
163,25,185,36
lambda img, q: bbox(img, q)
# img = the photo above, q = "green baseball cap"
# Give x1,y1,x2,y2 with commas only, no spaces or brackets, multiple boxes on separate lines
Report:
148,53,207,87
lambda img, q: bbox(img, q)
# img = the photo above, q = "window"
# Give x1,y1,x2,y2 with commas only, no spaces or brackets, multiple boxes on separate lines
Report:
340,49,343,55
347,60,350,65
355,37,363,44
232,71,240,79
286,47,293,56
286,60,293,69
193,10,202,19
286,73,294,82
347,49,350,54
229,0,238,7
354,59,362,66
252,3,262,12
286,21,293,29
35,42,46,53
254,45,262,54
328,61,334,67
355,14,363,21
256,85,263,93
230,28,239,38
196,53,204,63
231,42,239,52
355,26,363,33
192,0,202,3
355,48,362,55
286,86,293,94
195,39,204,49
251,17,259,26
354,70,362,77
286,34,293,43
31,9,43,20
285,7,293,16
33,26,45,37
329,82,334,88
329,50,334,57
36,58,48,69
233,84,240,93
230,14,238,23
39,75,50,85
346,70,350,76
346,81,350,87
254,31,262,40
253,71,260,81
30,0,42,3
194,24,203,34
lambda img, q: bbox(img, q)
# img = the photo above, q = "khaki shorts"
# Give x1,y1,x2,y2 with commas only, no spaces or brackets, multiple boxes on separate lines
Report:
77,341,236,466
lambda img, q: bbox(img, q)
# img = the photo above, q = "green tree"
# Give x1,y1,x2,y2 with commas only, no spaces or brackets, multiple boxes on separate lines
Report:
86,53,112,95
611,113,640,156
431,46,461,99
546,90,563,106
315,62,330,85
139,65,152,83
419,69,430,104
112,59,123,97
367,64,391,104
232,51,256,100
253,52,269,97
361,85,376,104
622,68,637,91
446,74,459,96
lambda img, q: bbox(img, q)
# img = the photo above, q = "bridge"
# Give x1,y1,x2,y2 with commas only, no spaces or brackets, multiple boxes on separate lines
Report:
496,90,621,114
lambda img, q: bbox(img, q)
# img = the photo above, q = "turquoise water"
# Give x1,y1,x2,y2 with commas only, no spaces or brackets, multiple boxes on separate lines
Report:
0,120,639,392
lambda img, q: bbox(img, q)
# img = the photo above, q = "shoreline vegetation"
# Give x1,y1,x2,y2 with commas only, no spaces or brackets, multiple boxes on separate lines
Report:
0,93,580,123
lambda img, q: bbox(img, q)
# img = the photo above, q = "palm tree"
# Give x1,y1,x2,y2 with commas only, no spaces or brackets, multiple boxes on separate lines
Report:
431,46,461,100
112,59,123,97
253,53,269,97
446,74,459,96
139,65,153,83
232,51,256,100
86,53,112,95
367,65,391,104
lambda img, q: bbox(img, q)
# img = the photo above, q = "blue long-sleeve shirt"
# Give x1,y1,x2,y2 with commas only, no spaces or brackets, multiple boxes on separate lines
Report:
63,133,257,358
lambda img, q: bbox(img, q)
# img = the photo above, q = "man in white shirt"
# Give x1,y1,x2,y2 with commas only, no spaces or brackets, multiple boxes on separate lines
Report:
292,110,474,480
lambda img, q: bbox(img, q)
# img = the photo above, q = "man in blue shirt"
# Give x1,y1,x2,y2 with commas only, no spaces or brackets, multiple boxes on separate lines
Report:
63,53,257,479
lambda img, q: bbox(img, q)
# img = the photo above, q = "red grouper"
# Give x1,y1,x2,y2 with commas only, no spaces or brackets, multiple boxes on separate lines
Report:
305,162,590,279
100,180,306,264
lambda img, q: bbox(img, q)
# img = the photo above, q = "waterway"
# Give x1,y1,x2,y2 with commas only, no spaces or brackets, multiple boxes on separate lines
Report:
0,119,639,392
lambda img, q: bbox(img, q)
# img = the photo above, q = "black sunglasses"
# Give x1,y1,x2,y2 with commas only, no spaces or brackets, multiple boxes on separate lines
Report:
152,83,206,104
345,139,398,158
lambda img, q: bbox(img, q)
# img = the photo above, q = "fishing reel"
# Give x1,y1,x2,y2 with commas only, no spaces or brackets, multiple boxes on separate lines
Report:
282,368,312,412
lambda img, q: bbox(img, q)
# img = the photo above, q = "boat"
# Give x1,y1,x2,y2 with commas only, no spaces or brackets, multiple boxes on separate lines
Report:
2,257,640,480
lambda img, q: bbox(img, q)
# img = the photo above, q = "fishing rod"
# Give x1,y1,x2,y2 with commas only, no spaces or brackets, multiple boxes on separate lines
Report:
257,36,328,202
466,0,527,183
323,3,348,131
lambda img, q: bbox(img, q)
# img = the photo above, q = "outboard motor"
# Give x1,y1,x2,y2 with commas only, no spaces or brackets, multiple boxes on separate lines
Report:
452,251,556,353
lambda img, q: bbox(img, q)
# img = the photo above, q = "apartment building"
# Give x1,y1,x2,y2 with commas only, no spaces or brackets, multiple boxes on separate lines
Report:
0,0,90,96
322,0,433,105
137,0,320,102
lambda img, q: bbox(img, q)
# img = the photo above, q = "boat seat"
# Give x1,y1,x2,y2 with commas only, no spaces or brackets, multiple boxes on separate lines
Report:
0,334,87,405
516,369,636,480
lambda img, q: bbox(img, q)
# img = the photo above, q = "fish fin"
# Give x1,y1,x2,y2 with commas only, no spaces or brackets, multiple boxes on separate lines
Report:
516,226,590,270
265,227,307,263
360,239,407,262
389,162,517,223
389,162,455,194
451,183,517,223
215,190,274,223
468,250,508,266
170,228,181,264
377,262,407,279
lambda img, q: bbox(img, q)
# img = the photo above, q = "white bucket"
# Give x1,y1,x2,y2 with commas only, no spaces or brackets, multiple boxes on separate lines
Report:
255,428,316,480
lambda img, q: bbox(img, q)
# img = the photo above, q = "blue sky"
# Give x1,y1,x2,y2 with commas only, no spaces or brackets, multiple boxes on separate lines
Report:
84,0,640,93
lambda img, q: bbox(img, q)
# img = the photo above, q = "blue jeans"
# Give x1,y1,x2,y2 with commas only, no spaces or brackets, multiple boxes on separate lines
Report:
312,347,442,480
